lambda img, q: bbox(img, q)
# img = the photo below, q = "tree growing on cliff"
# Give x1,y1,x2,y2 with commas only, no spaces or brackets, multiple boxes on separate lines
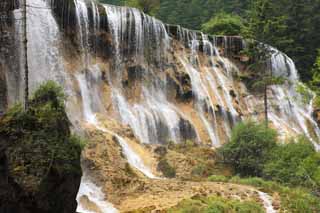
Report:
23,0,29,110
244,0,289,126
311,50,320,108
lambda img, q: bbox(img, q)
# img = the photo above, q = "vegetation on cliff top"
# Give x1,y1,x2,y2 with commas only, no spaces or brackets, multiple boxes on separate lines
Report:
0,81,84,186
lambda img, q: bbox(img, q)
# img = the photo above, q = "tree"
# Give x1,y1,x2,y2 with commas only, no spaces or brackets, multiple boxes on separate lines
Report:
244,0,289,126
263,136,318,191
311,50,320,108
219,121,277,177
23,0,29,110
201,13,245,36
125,0,160,16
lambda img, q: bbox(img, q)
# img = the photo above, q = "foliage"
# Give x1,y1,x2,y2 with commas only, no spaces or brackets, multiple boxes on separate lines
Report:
207,175,229,182
262,137,319,191
100,0,159,15
224,177,320,213
191,162,215,178
296,83,314,104
311,50,320,108
31,80,66,109
168,195,264,213
126,0,160,15
218,120,277,177
0,81,84,181
157,158,176,178
201,13,245,36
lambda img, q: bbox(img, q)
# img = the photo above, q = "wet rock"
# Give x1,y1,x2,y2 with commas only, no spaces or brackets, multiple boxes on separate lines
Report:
154,146,168,157
313,108,320,128
179,118,198,142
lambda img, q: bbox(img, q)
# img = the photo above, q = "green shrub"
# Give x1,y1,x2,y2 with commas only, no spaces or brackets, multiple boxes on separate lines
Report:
168,196,264,213
157,159,176,178
219,121,277,177
201,13,246,36
295,83,314,104
0,81,85,178
226,177,320,213
31,80,66,109
262,136,316,188
207,175,229,182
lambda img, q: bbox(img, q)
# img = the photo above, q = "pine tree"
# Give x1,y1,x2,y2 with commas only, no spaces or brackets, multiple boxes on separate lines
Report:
245,0,289,126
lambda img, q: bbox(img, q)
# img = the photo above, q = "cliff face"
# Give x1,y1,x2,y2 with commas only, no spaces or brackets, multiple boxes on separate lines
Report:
0,0,20,113
0,82,82,213
1,0,320,212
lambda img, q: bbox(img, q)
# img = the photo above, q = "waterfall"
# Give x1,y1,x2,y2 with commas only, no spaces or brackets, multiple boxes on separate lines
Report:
77,172,119,213
103,4,197,145
4,0,320,211
76,67,157,176
258,191,277,213
268,50,320,150
7,0,320,152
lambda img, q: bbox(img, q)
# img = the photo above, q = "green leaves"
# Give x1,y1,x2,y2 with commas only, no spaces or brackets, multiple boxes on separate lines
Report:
201,13,245,36
0,81,85,182
219,120,277,177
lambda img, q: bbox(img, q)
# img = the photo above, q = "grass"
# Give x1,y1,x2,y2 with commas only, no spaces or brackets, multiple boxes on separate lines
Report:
207,175,320,213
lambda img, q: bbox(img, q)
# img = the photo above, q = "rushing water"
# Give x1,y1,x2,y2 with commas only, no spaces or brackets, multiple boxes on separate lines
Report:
76,67,156,178
258,191,277,213
4,0,320,211
11,0,319,150
77,172,119,213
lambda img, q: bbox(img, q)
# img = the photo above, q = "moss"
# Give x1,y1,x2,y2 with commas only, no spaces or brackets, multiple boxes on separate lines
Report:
157,159,176,178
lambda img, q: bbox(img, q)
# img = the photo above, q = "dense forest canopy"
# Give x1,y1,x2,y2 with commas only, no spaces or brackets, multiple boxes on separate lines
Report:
99,0,320,85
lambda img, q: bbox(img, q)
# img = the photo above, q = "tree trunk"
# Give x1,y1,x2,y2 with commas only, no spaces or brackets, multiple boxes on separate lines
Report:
23,0,29,110
264,83,268,127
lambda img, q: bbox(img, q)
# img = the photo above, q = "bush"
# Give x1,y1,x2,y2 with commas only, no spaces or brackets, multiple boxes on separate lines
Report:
208,175,229,182
201,13,246,36
262,136,317,188
219,121,277,177
0,81,85,178
157,159,176,178
168,195,264,213
227,177,320,213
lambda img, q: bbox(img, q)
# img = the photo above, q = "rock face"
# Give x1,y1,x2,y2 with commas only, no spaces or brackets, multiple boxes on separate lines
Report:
0,157,80,213
0,83,82,213
313,108,320,128
0,0,19,113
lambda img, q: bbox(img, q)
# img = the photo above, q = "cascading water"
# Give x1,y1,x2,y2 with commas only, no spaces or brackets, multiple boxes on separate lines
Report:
77,173,119,213
103,4,198,145
258,191,277,213
4,0,320,211
268,50,320,150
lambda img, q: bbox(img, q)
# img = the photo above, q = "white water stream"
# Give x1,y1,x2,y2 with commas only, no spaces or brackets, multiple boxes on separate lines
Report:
76,173,118,213
7,0,320,212
258,191,277,213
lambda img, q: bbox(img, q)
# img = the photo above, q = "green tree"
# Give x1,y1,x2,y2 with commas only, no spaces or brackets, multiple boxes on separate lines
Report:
219,121,277,177
125,0,160,15
201,13,245,36
263,137,318,190
311,50,320,108
245,0,289,126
